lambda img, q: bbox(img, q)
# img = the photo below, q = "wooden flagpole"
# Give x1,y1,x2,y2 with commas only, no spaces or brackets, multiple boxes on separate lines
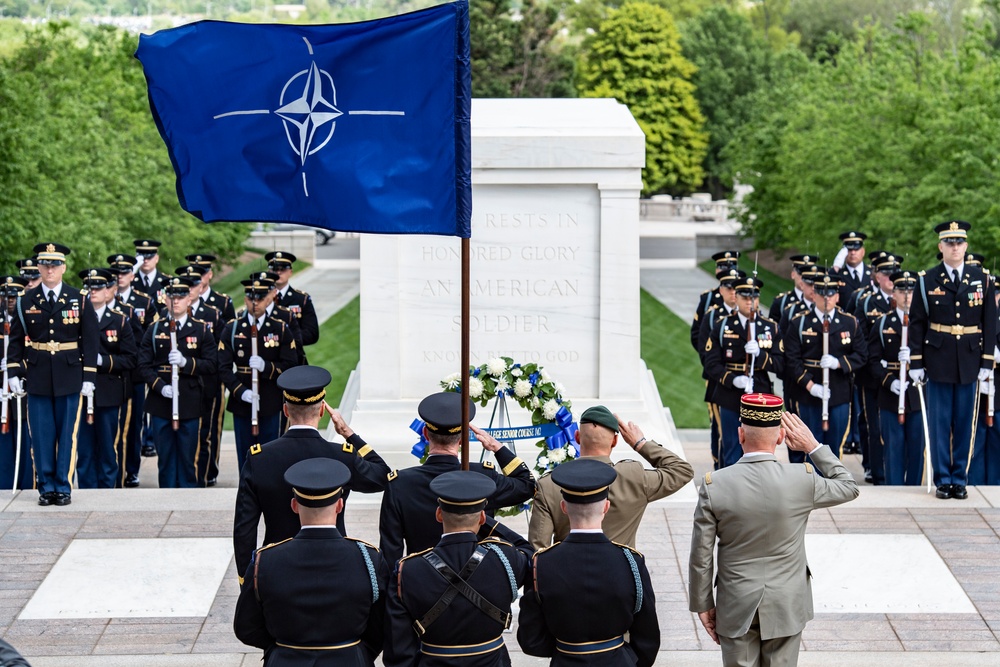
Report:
461,237,471,470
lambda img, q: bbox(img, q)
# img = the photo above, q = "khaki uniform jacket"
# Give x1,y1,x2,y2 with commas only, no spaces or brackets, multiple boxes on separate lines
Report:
688,446,859,640
528,441,694,551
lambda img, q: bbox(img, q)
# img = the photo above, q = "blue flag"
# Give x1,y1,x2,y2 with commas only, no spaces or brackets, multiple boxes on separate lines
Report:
135,1,471,237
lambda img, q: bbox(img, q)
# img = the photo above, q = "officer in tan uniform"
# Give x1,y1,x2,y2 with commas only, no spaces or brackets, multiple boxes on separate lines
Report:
527,405,693,550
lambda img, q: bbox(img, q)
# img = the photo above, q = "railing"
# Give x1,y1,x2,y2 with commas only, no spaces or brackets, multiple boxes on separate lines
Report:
640,195,734,224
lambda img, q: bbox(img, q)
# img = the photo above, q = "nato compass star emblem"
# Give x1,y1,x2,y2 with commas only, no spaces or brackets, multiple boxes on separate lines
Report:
213,36,404,197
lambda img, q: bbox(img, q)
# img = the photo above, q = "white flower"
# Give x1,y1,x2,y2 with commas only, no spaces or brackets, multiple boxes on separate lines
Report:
486,357,508,377
442,372,461,390
514,379,532,398
531,397,541,409
496,378,511,393
548,447,567,463
511,368,523,377
537,456,550,469
468,377,484,399
540,368,552,383
542,399,559,420
554,381,566,397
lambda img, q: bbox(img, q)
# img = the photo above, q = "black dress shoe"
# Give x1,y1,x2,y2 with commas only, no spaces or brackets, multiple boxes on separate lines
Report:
864,471,873,484
124,473,140,488
38,493,53,506
206,478,217,487
53,493,71,506
936,484,953,499
141,445,156,457
952,485,969,500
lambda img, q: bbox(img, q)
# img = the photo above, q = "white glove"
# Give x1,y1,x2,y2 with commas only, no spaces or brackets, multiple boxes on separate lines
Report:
820,354,840,370
744,340,760,357
96,353,103,366
809,384,830,400
909,368,925,383
981,381,991,395
161,385,174,399
7,377,23,394
831,246,849,271
81,381,95,398
241,389,254,403
732,375,750,389
248,355,265,372
898,346,910,363
890,379,908,395
979,368,992,383
168,349,186,367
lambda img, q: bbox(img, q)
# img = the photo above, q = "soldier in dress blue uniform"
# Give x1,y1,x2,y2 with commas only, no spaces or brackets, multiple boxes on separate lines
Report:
15,258,41,291
704,275,783,468
108,253,157,487
909,221,997,500
768,254,816,327
267,251,319,358
517,458,660,667
75,269,137,489
233,366,391,581
385,470,531,667
219,274,298,472
138,276,218,488
378,392,535,566
234,458,389,665
0,276,32,491
969,257,1000,486
185,253,236,321
784,269,868,462
834,231,872,305
131,239,171,302
690,250,741,351
868,271,925,485
5,243,99,506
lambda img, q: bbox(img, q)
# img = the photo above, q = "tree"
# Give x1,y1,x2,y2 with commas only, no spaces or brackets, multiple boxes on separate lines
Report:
681,5,772,197
577,1,708,195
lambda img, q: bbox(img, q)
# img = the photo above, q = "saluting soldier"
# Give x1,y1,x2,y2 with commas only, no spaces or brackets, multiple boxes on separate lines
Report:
132,239,171,303
219,273,298,473
784,268,868,461
74,269,137,489
0,276,32,491
908,220,997,500
233,366,390,581
267,251,319,356
698,269,743,470
234,458,389,665
15,258,41,291
868,271,925,485
138,276,217,488
517,459,660,667
108,253,156,487
185,253,236,321
690,250,741,351
5,243,99,507
378,392,535,567
385,471,531,667
768,254,816,327
704,275,783,468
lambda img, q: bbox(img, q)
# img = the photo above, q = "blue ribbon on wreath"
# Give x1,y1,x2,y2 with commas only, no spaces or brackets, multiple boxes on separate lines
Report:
544,406,579,455
410,419,429,458
409,407,579,459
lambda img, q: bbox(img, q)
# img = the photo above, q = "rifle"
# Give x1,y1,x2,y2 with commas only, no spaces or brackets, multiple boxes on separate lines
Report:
169,316,180,431
821,313,830,432
1,296,9,435
898,301,907,425
250,316,259,438
745,252,759,394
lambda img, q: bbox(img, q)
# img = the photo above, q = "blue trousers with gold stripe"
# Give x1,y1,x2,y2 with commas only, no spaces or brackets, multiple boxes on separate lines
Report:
968,398,1000,485
925,380,976,487
880,409,925,485
0,401,33,490
77,405,122,489
797,402,850,461
28,393,81,495
150,416,199,488
718,407,744,469
233,413,280,474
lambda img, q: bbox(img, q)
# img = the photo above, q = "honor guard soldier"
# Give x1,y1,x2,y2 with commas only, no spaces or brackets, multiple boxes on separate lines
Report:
909,220,997,500
868,271,925,485
690,250,741,351
5,243,99,506
234,458,389,665
697,269,743,470
185,253,236,321
518,459,661,667
970,265,1000,486
15,258,41,291
138,276,218,488
784,268,868,461
219,273,298,472
834,231,872,305
385,471,530,667
75,269,137,489
267,251,319,355
704,275,783,468
378,392,535,566
233,366,390,581
108,253,157,486
0,276,32,491
132,239,171,303
768,254,816,326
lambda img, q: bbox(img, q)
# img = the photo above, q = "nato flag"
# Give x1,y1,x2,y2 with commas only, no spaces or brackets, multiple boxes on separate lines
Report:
135,0,471,237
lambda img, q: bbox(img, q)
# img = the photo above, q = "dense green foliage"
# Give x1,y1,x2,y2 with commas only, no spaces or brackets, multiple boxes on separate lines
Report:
0,22,248,278
577,1,708,195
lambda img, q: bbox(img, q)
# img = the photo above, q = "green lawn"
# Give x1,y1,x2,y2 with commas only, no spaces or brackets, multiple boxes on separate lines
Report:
640,288,709,429
698,257,794,311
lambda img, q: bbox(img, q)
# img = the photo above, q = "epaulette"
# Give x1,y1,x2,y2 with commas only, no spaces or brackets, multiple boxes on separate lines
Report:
705,303,720,313
399,546,433,563
250,443,262,456
704,471,712,485
804,462,814,474
190,316,206,325
533,542,560,559
840,311,857,322
342,442,354,454
482,460,495,470
757,315,777,326
256,537,292,553
292,287,309,297
789,309,808,322
344,536,378,551
612,541,643,558
479,536,514,548
387,469,398,481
